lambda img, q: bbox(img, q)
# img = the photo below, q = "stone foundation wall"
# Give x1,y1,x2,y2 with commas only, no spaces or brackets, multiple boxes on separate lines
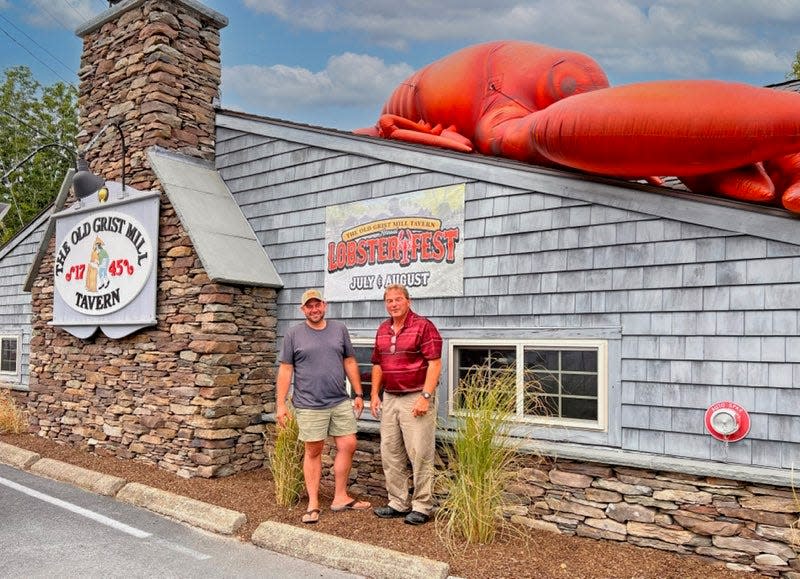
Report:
309,430,800,577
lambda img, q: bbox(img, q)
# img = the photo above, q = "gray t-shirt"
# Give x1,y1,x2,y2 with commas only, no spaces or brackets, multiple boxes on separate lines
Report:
279,320,357,409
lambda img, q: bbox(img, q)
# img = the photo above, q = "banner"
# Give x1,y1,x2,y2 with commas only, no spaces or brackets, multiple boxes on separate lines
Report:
324,183,465,301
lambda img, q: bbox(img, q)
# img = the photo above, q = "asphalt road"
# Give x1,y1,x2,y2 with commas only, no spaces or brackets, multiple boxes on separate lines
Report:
0,464,363,579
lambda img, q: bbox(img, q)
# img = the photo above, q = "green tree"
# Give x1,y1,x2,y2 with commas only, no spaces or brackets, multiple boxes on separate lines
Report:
788,50,800,81
0,66,77,246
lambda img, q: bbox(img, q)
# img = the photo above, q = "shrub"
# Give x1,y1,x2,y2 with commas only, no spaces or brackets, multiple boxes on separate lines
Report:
269,407,305,507
0,389,27,434
435,361,523,548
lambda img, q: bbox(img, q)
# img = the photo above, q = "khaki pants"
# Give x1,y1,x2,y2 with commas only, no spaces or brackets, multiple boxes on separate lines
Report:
380,392,436,515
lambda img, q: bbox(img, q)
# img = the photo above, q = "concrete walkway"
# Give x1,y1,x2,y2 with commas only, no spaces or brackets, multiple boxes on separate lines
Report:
0,441,450,579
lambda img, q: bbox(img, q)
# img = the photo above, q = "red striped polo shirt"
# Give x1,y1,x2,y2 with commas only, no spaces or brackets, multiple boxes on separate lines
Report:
371,310,442,394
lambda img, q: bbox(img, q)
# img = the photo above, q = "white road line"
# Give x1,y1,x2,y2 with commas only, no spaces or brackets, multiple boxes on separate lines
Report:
0,475,152,539
150,536,212,561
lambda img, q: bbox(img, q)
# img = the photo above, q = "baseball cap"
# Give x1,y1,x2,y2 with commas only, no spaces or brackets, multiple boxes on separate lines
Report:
301,289,324,305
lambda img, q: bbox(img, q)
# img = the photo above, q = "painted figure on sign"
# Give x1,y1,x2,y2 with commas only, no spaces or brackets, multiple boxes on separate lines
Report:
85,237,110,293
85,238,99,292
96,238,110,290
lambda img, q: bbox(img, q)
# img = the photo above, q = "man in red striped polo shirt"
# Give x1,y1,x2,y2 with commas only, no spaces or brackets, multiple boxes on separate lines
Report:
370,284,442,525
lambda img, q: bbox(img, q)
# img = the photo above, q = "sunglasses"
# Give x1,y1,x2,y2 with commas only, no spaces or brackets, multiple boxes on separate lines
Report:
389,334,396,354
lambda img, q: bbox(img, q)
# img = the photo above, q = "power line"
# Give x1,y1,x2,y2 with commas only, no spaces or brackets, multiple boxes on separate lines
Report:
0,13,75,77
0,109,54,143
0,22,73,85
30,1,72,31
63,0,94,23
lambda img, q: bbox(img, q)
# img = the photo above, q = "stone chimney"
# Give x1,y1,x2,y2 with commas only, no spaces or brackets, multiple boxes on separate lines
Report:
75,0,227,190
25,1,278,479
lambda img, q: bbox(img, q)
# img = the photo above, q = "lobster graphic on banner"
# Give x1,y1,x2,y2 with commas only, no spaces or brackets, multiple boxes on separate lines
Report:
355,41,800,213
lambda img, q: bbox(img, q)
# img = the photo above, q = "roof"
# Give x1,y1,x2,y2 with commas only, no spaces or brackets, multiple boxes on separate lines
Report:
21,169,74,292
215,108,800,246
147,147,283,288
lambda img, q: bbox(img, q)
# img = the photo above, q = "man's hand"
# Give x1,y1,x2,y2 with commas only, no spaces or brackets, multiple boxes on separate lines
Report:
275,402,288,428
370,397,381,418
412,396,430,417
353,396,364,419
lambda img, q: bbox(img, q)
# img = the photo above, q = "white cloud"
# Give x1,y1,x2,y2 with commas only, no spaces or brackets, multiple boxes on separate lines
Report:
222,52,413,116
236,0,800,82
24,0,103,29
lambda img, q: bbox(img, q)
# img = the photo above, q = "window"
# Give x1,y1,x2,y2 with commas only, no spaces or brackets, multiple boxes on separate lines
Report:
449,339,607,430
347,340,376,417
1,336,19,374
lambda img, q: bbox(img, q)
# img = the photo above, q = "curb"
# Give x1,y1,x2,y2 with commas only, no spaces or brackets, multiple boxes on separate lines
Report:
0,441,452,576
117,482,246,535
30,457,127,496
253,521,450,579
0,441,40,469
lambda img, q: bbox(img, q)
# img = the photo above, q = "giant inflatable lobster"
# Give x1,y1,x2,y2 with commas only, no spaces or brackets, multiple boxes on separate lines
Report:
355,41,800,214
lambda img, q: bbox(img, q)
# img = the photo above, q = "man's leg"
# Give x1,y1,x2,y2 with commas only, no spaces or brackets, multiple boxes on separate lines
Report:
379,393,412,512
303,439,325,512
331,433,356,505
294,406,332,523
399,394,437,516
329,400,369,510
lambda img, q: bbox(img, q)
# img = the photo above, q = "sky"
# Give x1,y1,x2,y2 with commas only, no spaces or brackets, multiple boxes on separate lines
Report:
1,0,799,131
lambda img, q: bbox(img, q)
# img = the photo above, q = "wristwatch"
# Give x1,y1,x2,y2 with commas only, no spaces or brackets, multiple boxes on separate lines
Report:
421,391,432,400
353,393,363,399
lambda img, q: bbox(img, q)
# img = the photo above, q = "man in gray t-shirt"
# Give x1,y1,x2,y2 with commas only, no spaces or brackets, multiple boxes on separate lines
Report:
275,289,370,524
280,320,355,409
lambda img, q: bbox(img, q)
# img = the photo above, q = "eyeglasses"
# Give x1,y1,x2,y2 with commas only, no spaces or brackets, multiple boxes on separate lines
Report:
389,334,396,354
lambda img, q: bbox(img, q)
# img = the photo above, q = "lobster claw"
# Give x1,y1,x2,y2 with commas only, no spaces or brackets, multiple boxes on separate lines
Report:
679,164,776,204
375,115,473,153
765,153,800,212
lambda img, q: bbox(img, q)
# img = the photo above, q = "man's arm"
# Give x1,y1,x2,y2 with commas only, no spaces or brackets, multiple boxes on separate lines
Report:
343,356,365,418
370,364,383,418
412,358,442,417
275,362,294,427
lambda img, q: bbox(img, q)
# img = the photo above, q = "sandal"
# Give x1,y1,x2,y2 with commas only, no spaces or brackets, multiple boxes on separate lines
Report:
301,508,320,524
330,499,371,512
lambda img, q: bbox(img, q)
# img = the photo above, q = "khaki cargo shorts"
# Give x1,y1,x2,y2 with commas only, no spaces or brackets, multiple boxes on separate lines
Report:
295,399,357,442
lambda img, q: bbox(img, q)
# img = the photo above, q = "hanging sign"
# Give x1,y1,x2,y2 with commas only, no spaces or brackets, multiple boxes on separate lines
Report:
54,210,153,315
324,183,465,301
51,182,159,338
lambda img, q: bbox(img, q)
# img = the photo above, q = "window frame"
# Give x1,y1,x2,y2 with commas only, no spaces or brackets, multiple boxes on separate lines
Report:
0,334,20,377
346,337,378,421
448,338,609,432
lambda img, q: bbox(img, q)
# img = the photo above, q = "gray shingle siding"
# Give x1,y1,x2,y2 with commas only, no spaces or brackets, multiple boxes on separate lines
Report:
0,214,48,390
214,115,800,475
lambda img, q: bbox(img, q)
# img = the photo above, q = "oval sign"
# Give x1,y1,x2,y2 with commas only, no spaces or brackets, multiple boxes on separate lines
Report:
704,401,751,442
53,210,154,316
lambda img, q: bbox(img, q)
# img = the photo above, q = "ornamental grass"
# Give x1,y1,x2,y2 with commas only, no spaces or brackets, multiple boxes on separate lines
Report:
268,405,305,508
435,361,528,549
0,389,27,434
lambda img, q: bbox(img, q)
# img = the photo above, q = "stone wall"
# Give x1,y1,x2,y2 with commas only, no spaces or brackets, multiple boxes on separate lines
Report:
311,431,800,577
23,0,279,478
27,199,278,477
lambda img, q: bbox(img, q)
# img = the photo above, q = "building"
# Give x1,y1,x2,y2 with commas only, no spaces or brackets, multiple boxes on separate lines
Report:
1,0,798,572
